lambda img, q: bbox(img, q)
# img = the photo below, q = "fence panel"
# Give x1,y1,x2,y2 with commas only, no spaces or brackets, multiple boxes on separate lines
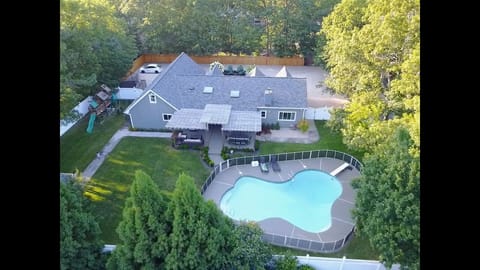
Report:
304,107,332,120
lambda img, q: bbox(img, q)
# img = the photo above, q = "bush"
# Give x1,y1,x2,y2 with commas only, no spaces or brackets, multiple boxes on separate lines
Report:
298,264,315,270
274,122,280,130
297,119,309,133
254,140,260,151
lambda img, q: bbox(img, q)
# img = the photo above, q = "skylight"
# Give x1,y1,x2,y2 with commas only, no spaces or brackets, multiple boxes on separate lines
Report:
230,90,240,98
203,86,213,94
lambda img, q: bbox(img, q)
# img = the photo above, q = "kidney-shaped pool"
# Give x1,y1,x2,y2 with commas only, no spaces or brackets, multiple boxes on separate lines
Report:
220,169,342,233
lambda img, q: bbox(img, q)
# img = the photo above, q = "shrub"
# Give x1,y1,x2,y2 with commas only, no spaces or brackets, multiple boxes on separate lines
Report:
297,119,309,133
254,140,260,151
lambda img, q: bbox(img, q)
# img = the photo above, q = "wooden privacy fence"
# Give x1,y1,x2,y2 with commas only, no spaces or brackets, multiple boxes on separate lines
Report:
124,54,304,79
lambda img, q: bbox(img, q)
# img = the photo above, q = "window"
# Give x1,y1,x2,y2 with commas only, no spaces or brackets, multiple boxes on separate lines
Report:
278,111,296,121
162,114,172,121
149,94,156,104
260,110,267,118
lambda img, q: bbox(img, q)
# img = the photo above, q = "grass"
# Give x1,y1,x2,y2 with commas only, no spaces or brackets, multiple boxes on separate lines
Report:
259,121,365,162
83,137,210,243
270,234,378,260
60,113,126,173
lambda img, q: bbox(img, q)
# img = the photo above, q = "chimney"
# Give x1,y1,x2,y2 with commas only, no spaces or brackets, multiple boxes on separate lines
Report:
264,88,273,106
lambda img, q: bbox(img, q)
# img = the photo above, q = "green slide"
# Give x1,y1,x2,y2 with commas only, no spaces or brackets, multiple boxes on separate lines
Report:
86,113,96,133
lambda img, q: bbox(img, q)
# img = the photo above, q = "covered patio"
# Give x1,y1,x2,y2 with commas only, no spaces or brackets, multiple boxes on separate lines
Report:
166,104,261,150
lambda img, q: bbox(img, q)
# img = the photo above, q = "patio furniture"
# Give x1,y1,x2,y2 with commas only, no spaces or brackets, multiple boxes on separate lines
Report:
270,155,281,172
259,157,269,173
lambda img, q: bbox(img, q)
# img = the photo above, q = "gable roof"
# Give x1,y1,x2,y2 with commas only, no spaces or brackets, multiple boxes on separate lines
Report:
159,74,307,110
247,67,266,77
126,53,307,114
275,66,293,77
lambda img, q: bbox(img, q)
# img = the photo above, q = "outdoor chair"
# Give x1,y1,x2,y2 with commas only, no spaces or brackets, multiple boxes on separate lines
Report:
270,155,281,172
259,157,269,173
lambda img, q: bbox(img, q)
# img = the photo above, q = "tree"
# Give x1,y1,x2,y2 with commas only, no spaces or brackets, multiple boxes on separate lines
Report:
272,252,298,270
351,128,420,269
320,0,420,153
60,0,137,119
231,222,272,270
60,181,105,270
107,170,170,269
165,173,236,270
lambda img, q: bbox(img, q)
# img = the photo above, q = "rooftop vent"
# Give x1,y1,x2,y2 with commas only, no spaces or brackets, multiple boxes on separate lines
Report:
230,90,240,98
203,86,213,94
189,86,195,91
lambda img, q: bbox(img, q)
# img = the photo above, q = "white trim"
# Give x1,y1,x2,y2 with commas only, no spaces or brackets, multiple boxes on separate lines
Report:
129,114,135,128
260,110,267,119
162,113,172,121
278,111,296,121
149,94,157,104
124,89,178,114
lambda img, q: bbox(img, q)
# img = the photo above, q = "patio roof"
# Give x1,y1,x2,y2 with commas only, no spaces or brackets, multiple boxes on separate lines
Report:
222,111,262,132
165,109,207,130
199,104,231,124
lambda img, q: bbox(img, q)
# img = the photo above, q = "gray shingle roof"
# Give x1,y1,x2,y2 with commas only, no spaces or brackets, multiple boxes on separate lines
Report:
165,109,207,130
149,53,307,110
222,111,262,132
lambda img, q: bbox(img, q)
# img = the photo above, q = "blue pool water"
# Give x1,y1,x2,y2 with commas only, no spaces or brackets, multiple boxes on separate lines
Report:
220,170,342,233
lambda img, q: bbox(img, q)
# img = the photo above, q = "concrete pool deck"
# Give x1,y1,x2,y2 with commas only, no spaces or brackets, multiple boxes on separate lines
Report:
203,157,361,250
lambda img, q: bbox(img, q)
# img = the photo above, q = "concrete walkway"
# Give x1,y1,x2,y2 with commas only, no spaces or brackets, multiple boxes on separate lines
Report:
82,126,171,180
257,120,319,144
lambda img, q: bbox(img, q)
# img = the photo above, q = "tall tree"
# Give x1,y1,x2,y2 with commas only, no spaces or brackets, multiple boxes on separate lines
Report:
321,0,419,153
60,0,137,119
107,170,170,269
165,173,236,270
231,222,272,270
352,128,420,269
60,181,105,270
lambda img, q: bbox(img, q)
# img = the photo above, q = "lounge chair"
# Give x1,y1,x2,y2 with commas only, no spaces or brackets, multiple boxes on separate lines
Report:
259,157,269,173
270,155,281,172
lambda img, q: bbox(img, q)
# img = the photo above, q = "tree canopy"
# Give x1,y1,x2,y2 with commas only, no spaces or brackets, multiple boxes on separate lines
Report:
60,181,106,270
165,173,237,269
60,0,137,120
321,0,420,154
107,170,170,269
352,128,420,269
107,171,272,269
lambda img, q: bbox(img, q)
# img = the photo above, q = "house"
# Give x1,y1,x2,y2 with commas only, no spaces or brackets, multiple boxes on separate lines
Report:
124,52,307,149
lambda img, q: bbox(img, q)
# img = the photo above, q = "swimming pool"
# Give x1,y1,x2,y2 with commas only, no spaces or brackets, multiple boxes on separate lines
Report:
220,170,343,233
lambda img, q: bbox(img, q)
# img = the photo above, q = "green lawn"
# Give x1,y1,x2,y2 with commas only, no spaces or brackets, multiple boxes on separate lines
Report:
259,121,365,162
84,137,210,243
60,114,126,173
270,234,378,260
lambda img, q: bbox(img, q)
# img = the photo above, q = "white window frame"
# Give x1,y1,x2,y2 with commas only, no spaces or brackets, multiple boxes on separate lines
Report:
260,110,267,119
162,113,172,121
278,111,296,121
149,94,157,104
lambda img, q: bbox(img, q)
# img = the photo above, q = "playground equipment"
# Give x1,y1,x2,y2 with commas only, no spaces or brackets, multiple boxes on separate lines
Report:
86,84,116,133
